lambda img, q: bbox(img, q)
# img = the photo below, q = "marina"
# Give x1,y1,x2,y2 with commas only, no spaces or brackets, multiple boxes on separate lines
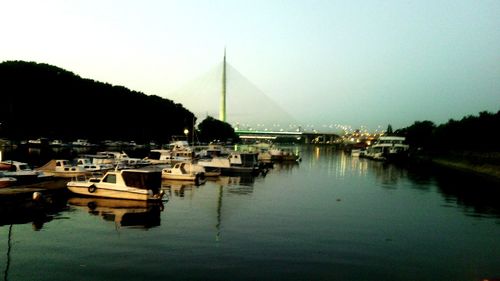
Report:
1,145,499,281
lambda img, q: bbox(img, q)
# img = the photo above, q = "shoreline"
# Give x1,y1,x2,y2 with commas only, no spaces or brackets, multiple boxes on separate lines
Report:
410,152,500,182
431,158,500,181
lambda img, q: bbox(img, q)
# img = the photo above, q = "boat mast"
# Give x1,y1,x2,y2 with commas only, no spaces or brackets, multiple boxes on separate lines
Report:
219,48,227,122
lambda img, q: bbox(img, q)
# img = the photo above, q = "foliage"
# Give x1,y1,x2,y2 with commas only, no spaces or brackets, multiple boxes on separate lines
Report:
386,124,393,135
397,110,500,152
197,116,239,144
0,61,195,143
396,120,436,150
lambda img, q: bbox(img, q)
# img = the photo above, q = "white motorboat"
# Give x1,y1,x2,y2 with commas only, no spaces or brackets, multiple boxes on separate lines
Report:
75,158,114,172
0,172,17,188
197,152,261,175
364,136,409,161
72,139,96,147
67,169,165,201
145,141,195,164
161,162,205,183
96,151,150,168
0,160,53,184
36,159,90,178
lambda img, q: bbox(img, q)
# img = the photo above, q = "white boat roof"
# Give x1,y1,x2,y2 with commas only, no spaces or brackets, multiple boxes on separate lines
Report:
379,136,405,140
1,160,28,166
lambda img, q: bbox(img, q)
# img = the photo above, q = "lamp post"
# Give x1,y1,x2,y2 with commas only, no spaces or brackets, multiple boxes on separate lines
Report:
184,129,189,144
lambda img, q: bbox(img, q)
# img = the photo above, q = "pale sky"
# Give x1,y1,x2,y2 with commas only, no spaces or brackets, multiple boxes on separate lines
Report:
1,0,499,131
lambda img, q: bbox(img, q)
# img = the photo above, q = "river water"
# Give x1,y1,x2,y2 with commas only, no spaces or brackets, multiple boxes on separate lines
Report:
1,145,499,281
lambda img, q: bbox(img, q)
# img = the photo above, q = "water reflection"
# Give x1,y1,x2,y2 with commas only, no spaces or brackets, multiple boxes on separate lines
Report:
432,168,500,219
162,180,198,198
272,161,300,174
0,192,68,230
339,149,500,219
369,161,408,187
67,197,163,229
214,175,256,195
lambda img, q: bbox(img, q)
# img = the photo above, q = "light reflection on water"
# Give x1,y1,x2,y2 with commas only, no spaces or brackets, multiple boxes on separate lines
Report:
1,145,500,281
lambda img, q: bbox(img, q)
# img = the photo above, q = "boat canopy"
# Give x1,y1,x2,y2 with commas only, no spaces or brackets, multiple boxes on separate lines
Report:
122,171,161,191
240,153,258,167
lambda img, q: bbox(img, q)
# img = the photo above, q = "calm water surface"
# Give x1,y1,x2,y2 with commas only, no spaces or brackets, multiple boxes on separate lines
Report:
1,146,500,281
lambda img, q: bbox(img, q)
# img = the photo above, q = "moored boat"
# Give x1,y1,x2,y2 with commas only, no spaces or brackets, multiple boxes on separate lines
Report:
364,136,409,161
36,159,91,178
145,141,195,165
197,152,261,175
161,162,206,184
67,169,165,201
0,160,53,184
0,172,17,188
75,158,114,172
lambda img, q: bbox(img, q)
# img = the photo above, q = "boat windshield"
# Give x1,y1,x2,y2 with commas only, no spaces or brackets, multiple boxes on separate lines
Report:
122,171,161,191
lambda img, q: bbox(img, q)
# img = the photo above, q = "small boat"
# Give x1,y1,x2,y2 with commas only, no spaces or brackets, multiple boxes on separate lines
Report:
0,172,17,188
36,159,91,178
364,136,409,161
96,151,150,168
27,138,49,147
197,152,261,175
161,162,206,183
67,169,165,201
145,141,195,165
0,160,53,184
72,139,96,147
49,139,69,147
268,147,301,162
75,158,114,172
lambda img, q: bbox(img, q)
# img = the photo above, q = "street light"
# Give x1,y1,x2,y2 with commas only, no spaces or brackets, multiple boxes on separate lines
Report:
184,129,189,143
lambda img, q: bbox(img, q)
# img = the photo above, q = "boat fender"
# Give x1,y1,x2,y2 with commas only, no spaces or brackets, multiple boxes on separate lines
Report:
195,174,200,186
33,192,43,201
88,184,97,193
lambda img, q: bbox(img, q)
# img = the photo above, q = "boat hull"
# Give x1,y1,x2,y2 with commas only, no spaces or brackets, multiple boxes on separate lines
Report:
161,174,198,181
67,182,164,201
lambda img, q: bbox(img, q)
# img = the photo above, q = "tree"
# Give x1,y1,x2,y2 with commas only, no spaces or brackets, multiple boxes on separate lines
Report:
386,124,393,135
197,116,239,144
400,120,436,150
0,60,195,143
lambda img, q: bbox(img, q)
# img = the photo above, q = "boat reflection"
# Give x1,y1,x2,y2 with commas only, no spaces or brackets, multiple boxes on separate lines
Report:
67,197,163,229
369,161,407,187
0,192,68,230
272,161,300,174
212,175,256,195
162,179,198,198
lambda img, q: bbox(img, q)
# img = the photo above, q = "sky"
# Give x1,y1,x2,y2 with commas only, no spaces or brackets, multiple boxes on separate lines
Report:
1,0,499,132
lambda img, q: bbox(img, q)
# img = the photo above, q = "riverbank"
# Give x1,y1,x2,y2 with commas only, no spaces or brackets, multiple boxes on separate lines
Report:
413,151,500,181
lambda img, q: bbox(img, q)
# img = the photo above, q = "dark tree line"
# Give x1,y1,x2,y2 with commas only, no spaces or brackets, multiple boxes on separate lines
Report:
196,116,239,143
0,61,196,143
396,110,500,153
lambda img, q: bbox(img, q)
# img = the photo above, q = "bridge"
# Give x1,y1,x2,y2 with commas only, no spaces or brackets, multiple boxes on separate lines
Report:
234,129,340,144
169,50,343,144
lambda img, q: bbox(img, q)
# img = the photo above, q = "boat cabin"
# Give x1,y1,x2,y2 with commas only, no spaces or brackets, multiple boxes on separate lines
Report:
100,170,162,192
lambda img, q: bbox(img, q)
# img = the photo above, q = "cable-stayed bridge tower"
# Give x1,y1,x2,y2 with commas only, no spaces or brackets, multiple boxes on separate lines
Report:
219,48,227,122
168,50,298,131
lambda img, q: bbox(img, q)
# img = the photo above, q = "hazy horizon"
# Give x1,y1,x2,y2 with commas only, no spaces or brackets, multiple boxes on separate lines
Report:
1,0,499,131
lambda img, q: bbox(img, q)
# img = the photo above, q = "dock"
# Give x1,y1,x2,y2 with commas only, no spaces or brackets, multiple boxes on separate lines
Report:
0,178,68,197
